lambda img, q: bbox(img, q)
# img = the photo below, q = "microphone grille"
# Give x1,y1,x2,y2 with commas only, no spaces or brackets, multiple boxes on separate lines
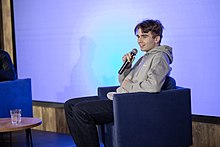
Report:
132,48,138,55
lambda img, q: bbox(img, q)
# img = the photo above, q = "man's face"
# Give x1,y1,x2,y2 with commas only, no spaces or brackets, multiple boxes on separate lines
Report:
136,28,159,52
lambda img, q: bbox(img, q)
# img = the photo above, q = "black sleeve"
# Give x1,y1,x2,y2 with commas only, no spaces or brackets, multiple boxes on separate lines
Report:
0,51,17,81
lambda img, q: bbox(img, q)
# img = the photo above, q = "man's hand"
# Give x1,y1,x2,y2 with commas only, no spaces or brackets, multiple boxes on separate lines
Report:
122,78,130,92
122,52,135,69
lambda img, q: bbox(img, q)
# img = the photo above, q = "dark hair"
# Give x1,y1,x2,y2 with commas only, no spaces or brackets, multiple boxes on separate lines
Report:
134,19,164,43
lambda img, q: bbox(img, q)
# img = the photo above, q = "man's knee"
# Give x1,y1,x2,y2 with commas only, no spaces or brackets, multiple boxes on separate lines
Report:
64,99,87,114
64,99,71,112
64,98,79,111
74,101,93,113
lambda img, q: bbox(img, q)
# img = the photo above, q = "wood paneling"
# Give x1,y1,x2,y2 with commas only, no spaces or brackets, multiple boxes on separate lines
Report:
55,107,70,133
33,104,220,147
1,0,14,62
191,122,220,147
33,105,69,134
0,0,4,49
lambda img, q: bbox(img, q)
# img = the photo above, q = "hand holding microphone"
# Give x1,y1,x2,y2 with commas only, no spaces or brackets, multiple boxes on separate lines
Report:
118,48,138,75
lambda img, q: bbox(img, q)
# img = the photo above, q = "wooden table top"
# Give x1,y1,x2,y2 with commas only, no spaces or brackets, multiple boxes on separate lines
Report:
0,117,42,132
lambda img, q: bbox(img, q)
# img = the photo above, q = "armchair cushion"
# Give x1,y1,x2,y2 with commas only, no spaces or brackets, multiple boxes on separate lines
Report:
98,86,118,99
98,76,176,100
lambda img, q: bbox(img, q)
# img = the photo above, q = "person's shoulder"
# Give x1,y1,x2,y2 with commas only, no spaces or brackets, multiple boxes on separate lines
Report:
0,50,12,62
0,49,9,54
0,50,10,57
156,45,172,51
153,46,173,63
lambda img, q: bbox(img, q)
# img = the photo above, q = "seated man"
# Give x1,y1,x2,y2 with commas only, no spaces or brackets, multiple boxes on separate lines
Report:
0,49,17,81
65,19,174,147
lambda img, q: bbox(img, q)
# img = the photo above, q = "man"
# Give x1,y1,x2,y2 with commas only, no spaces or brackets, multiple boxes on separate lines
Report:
64,19,173,147
107,19,173,99
0,49,17,81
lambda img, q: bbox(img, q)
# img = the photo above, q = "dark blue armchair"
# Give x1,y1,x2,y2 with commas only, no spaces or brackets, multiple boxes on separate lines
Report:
0,78,33,118
98,79,192,147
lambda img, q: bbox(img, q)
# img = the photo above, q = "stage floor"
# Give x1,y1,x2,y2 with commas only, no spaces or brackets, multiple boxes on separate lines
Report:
1,129,104,147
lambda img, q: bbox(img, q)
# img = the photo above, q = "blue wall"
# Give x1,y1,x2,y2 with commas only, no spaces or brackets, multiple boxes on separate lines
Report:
13,0,220,117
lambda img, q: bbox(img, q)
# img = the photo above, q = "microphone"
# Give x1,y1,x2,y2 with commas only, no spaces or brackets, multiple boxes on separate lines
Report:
118,48,138,75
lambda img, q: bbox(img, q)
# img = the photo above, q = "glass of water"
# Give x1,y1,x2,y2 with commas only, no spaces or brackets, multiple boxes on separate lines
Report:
10,109,21,125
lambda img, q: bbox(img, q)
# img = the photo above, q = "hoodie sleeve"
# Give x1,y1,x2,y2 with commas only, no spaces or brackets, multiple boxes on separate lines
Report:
123,52,171,93
118,56,143,85
118,68,131,84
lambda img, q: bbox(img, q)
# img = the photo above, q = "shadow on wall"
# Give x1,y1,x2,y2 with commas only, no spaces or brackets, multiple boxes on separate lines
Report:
57,35,98,101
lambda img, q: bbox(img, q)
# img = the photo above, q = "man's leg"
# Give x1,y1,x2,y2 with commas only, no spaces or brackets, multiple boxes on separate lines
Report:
64,97,113,147
64,96,99,146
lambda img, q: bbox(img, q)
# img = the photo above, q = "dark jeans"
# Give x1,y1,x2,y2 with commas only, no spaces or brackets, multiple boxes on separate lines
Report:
64,96,113,147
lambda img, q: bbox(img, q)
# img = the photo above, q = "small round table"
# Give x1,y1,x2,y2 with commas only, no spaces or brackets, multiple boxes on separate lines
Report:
0,117,42,147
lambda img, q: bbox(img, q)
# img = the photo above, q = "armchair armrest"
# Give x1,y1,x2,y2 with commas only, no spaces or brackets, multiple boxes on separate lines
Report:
98,86,119,99
112,88,192,147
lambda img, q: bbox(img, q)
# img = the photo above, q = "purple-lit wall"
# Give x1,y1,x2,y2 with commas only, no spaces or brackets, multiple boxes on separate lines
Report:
13,0,220,117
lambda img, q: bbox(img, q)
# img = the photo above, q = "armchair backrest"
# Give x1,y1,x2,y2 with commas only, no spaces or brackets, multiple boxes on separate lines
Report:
0,78,33,118
161,76,176,90
98,76,176,99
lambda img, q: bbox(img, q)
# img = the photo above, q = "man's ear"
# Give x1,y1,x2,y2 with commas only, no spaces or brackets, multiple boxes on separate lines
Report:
154,36,161,44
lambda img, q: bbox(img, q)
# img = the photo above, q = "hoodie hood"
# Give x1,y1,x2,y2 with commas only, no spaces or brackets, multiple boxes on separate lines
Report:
147,45,173,64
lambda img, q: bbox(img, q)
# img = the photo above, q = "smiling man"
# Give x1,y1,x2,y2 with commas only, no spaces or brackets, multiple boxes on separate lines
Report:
65,19,174,147
107,19,173,99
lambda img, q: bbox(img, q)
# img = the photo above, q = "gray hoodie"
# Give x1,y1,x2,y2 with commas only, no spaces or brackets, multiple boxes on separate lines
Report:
107,45,173,100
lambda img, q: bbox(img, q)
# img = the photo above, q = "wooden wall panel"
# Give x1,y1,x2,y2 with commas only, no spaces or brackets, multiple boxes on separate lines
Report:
33,105,69,134
33,106,56,132
33,106,44,131
0,0,4,49
1,0,13,61
33,104,220,147
191,122,220,147
55,108,69,133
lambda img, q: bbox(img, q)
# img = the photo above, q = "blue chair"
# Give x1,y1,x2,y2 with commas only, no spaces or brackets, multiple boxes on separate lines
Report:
0,78,33,118
98,77,192,147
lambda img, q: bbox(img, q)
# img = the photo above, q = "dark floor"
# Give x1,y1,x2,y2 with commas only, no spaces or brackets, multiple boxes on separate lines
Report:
0,129,104,147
